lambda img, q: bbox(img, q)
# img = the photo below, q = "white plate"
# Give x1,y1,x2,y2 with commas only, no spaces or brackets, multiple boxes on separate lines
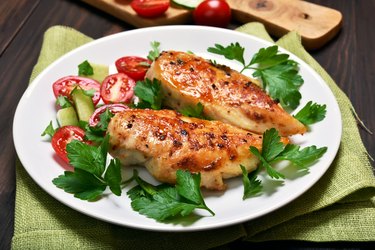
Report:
13,26,342,231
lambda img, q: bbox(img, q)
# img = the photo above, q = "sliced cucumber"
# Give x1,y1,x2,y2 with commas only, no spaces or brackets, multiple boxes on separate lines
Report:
89,63,109,83
71,88,95,122
172,0,203,9
57,106,79,127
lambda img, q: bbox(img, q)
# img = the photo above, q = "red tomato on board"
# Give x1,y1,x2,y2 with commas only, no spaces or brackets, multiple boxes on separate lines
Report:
52,76,101,106
89,104,129,127
100,73,136,104
130,0,170,18
115,56,151,81
193,0,232,28
51,126,86,164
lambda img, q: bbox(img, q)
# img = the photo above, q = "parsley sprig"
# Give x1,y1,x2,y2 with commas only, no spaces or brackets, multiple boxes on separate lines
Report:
134,78,163,109
240,165,262,200
208,43,304,109
78,60,94,76
84,108,114,144
294,101,327,126
178,102,209,120
242,128,327,198
56,95,73,108
128,169,214,221
251,128,327,174
41,121,57,137
52,135,122,200
147,41,161,61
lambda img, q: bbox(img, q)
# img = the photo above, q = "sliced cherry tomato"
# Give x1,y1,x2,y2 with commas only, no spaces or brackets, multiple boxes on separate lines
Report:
51,126,86,164
130,0,170,18
52,76,101,106
115,56,151,81
193,0,231,28
89,104,129,127
100,73,136,104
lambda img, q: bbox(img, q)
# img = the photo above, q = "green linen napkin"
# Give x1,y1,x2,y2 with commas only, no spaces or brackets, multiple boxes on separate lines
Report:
12,24,375,249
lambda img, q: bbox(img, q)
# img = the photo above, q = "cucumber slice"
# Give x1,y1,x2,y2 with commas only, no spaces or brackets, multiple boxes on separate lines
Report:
57,106,79,127
71,88,95,122
172,0,203,9
89,63,109,83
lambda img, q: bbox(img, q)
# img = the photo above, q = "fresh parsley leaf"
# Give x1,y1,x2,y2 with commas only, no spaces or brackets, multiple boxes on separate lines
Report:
134,170,158,196
207,42,245,66
208,43,304,109
97,108,114,131
253,63,303,109
127,170,214,221
78,60,94,76
82,88,96,97
147,41,161,61
260,128,285,161
179,102,207,119
41,121,57,137
240,165,262,199
250,146,285,179
130,190,197,221
274,144,327,169
294,101,327,125
54,135,123,200
249,45,289,69
52,168,106,201
56,95,72,108
134,78,163,110
250,128,327,180
66,139,106,177
84,108,114,144
104,158,122,196
127,185,147,200
175,170,211,213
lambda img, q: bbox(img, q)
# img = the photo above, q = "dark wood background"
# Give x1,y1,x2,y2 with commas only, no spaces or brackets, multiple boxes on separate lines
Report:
1,0,374,249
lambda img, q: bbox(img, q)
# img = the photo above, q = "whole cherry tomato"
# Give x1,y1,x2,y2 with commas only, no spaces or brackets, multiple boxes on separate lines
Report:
131,0,170,18
115,56,151,81
51,126,87,164
100,73,136,104
193,0,231,28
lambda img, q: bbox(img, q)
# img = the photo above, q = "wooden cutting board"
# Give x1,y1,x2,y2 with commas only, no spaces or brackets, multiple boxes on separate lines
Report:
81,0,342,50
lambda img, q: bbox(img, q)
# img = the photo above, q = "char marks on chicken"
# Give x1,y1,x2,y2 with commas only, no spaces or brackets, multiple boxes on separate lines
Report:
107,109,289,190
146,50,306,136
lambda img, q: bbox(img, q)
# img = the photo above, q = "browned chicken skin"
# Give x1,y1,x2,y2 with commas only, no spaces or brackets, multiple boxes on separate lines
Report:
107,109,289,190
146,50,306,136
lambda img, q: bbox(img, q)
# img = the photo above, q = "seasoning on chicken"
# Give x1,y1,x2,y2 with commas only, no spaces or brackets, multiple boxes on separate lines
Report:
107,109,289,190
145,51,306,136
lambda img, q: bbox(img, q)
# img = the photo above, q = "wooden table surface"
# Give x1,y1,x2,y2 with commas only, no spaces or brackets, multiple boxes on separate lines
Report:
1,0,374,249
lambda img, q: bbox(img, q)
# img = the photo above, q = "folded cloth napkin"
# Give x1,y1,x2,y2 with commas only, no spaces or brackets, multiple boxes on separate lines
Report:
12,23,375,249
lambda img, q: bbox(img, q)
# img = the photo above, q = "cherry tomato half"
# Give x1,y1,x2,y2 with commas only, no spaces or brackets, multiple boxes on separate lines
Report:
51,126,86,164
100,73,136,104
115,56,151,81
52,76,101,106
193,0,231,28
130,0,170,18
89,104,129,127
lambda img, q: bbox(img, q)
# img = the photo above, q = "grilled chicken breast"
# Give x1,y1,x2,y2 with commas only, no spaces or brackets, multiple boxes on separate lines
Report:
146,50,306,136
107,109,289,190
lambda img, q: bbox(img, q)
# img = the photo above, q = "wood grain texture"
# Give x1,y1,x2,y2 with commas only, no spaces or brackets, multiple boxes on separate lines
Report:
229,0,342,50
0,0,374,249
0,0,40,56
